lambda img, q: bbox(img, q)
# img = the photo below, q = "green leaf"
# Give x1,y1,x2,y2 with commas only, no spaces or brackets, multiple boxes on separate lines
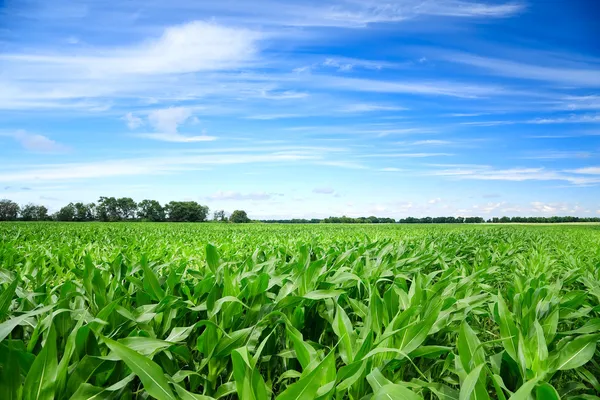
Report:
535,383,560,400
276,348,335,400
458,321,485,372
174,384,217,400
232,347,268,400
508,377,540,400
23,325,58,400
459,364,489,400
0,278,18,320
0,347,22,400
0,305,54,343
117,336,173,356
141,258,166,301
206,244,219,274
302,290,345,300
496,295,519,363
68,374,135,400
367,368,394,392
331,304,355,365
550,334,599,371
101,335,177,400
562,319,600,335
373,384,423,400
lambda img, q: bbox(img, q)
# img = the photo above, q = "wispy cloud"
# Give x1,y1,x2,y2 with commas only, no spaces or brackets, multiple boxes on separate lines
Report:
428,165,600,186
522,150,592,160
3,130,69,153
2,21,261,76
123,113,144,129
361,152,453,158
437,51,600,86
379,167,404,172
528,114,600,124
312,186,335,194
136,133,218,143
147,107,193,133
339,103,407,113
207,191,280,201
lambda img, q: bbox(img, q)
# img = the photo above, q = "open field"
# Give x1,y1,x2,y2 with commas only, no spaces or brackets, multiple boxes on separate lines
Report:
1,222,600,399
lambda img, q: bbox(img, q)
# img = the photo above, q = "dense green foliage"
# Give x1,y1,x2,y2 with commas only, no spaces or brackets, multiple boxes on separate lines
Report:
0,222,600,399
4,197,600,224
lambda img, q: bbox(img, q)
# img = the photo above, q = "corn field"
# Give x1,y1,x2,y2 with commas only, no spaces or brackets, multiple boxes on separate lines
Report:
1,222,599,400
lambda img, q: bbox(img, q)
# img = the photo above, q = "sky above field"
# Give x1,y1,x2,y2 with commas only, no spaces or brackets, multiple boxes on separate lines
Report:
1,0,600,219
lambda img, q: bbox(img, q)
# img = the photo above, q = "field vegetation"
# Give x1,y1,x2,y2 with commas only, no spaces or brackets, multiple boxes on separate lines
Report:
0,223,599,399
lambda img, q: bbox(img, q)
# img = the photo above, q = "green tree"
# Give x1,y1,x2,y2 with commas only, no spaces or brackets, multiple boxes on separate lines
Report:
213,210,226,222
230,210,250,223
73,202,95,221
35,205,49,220
55,203,76,221
117,197,137,220
165,201,209,222
138,200,165,221
20,203,39,221
97,197,120,221
0,199,20,221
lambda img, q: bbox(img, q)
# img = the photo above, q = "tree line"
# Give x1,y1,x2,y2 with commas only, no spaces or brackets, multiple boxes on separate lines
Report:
0,198,250,223
1,198,600,223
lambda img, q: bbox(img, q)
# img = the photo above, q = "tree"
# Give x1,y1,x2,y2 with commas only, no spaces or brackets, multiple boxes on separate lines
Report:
165,201,209,222
230,210,250,223
20,203,39,221
213,210,226,222
117,197,137,220
55,203,76,221
73,202,95,221
138,200,165,222
97,197,120,221
0,199,20,221
35,205,49,220
20,204,48,221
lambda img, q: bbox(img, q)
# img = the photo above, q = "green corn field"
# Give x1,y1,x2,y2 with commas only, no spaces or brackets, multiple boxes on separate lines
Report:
1,222,599,400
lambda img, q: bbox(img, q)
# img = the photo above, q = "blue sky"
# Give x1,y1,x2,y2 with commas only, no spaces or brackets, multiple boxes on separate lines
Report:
1,0,599,219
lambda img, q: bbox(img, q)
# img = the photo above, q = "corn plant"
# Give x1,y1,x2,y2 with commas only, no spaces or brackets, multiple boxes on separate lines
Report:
0,222,599,399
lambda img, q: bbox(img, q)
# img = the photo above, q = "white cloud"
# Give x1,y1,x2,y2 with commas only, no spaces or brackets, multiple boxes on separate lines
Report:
312,187,335,194
361,152,453,158
428,198,442,204
437,51,600,87
123,112,144,129
148,107,193,133
0,147,347,183
339,103,407,113
322,57,386,72
531,201,562,214
429,165,600,186
308,75,520,99
208,191,279,201
522,150,591,160
528,114,600,124
136,133,218,143
3,21,261,76
246,114,302,120
569,167,600,175
379,167,403,172
410,140,453,146
7,130,68,153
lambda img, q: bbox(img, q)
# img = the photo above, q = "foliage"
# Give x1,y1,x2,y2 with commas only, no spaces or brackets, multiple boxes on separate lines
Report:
0,223,599,399
20,203,48,221
139,200,166,222
213,210,227,222
0,199,20,221
165,201,209,222
230,210,250,223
